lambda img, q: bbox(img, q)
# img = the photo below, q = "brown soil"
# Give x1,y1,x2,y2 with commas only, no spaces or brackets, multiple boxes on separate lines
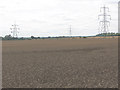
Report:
2,38,118,88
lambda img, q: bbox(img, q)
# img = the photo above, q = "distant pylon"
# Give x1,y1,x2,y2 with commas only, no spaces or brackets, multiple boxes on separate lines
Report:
10,22,20,38
69,25,72,37
98,5,111,34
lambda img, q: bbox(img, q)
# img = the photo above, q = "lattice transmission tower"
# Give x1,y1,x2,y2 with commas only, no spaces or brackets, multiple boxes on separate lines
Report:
10,23,20,38
69,25,72,37
98,5,111,34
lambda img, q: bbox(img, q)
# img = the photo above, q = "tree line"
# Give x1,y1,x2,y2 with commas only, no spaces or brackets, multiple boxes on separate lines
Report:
96,33,120,36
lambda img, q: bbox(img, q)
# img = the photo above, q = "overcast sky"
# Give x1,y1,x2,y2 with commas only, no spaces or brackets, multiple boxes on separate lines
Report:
0,0,119,37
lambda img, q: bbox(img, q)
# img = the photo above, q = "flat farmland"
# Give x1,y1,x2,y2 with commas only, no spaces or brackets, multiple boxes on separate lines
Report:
2,38,118,88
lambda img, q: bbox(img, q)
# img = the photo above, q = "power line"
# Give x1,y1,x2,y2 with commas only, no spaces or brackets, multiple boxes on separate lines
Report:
98,5,111,34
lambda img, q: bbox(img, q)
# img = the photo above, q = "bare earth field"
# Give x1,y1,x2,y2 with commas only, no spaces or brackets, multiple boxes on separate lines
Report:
2,38,118,88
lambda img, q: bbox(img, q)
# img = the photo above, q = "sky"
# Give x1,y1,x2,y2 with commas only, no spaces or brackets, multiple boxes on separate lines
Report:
0,0,119,37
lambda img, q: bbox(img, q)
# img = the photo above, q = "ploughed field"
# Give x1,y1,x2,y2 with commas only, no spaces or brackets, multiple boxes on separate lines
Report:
2,38,118,88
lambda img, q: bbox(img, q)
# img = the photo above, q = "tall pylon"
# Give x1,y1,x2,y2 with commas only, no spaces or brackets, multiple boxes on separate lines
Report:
10,22,20,38
98,5,111,34
69,25,72,37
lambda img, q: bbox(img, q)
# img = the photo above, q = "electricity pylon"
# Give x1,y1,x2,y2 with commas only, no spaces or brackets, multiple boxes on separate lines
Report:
98,5,111,34
10,23,20,38
69,25,72,37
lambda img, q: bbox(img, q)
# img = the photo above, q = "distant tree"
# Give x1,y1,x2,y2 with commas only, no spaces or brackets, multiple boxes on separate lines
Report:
19,37,25,40
83,37,87,38
38,37,40,39
97,33,120,36
0,36,2,40
31,36,35,39
4,34,13,40
48,36,51,38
